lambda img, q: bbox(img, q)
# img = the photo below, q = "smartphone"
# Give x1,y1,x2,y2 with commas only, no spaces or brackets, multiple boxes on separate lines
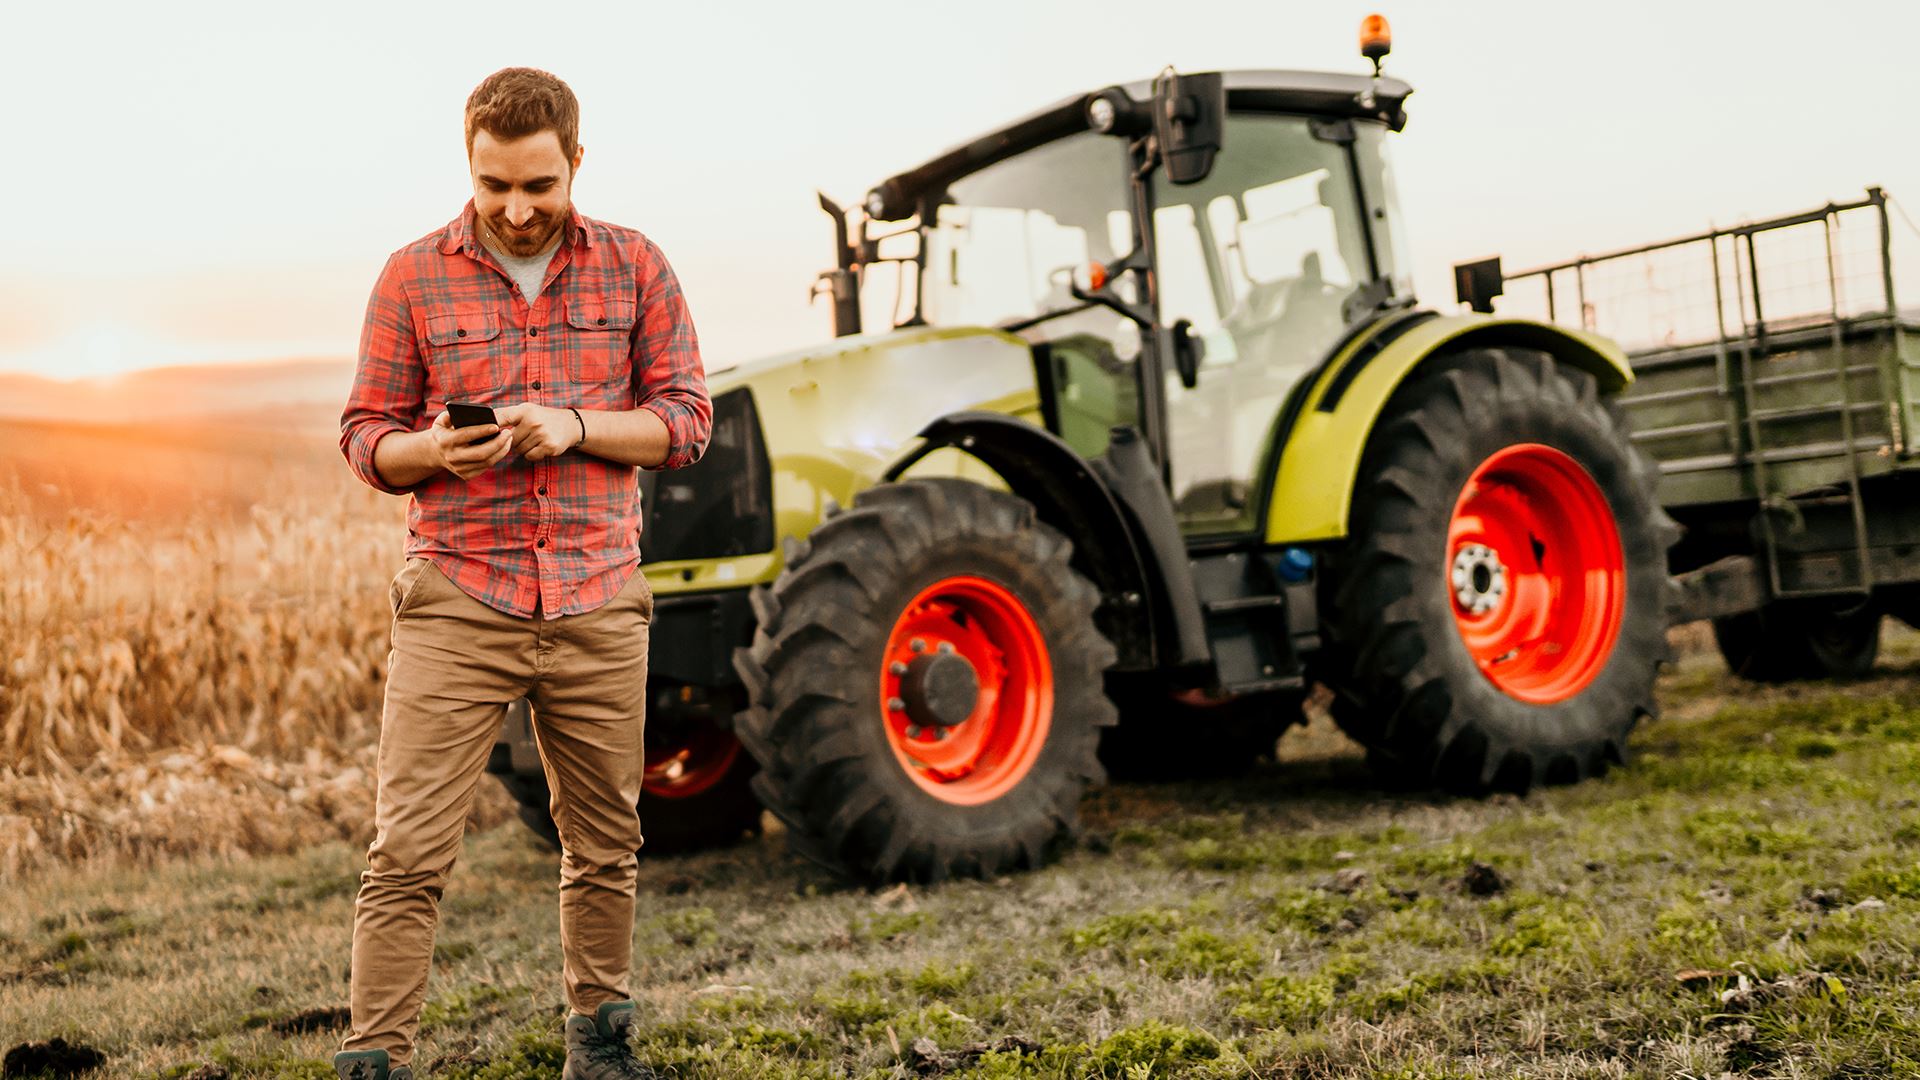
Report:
447,401,498,429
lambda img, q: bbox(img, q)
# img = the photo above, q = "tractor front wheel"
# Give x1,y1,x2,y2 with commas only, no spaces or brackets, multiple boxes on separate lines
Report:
1323,348,1675,793
732,478,1117,884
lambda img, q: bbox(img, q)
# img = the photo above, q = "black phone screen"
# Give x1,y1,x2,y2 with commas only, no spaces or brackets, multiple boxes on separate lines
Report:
447,402,497,429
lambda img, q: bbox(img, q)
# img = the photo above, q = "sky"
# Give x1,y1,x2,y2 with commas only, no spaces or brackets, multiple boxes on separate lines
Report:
3,0,1917,381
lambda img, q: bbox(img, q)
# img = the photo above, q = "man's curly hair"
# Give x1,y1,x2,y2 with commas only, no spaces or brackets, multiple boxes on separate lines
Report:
465,67,579,165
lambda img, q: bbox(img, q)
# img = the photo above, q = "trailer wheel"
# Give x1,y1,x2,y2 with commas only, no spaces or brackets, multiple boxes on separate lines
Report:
731,478,1116,884
1712,601,1881,681
1097,683,1297,781
499,699,765,854
1323,348,1676,793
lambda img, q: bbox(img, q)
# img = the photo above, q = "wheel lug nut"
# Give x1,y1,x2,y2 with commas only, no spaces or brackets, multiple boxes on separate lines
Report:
937,642,955,654
910,638,926,653
906,724,922,738
889,661,908,676
887,697,905,712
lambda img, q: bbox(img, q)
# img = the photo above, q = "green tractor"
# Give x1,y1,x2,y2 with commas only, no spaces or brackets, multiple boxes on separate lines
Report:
489,29,1677,882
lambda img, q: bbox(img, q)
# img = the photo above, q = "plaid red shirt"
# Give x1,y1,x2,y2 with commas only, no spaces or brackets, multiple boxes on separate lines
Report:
340,201,712,619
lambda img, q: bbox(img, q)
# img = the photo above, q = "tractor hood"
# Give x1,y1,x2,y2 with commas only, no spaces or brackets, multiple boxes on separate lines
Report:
707,323,1042,505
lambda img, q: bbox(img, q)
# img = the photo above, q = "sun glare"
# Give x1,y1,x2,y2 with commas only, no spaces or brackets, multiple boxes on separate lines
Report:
76,322,135,380
10,322,147,382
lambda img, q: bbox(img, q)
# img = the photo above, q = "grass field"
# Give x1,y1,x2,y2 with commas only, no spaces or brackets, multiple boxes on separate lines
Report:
8,630,1920,1078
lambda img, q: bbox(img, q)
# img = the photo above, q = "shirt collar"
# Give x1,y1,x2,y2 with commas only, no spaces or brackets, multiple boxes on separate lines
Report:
440,200,592,257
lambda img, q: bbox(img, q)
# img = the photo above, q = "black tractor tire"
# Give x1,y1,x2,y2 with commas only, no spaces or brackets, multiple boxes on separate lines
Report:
731,478,1117,885
1097,683,1298,782
1321,347,1677,794
1712,601,1881,682
499,712,765,856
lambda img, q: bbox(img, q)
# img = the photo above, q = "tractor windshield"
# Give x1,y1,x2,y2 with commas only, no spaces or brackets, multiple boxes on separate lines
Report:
859,131,1135,336
1154,114,1411,536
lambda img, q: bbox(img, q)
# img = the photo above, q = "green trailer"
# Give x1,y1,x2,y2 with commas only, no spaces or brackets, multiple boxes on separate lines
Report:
1463,189,1920,678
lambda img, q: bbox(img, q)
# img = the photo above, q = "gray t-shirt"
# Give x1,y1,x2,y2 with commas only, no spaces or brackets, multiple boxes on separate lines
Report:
483,228,563,303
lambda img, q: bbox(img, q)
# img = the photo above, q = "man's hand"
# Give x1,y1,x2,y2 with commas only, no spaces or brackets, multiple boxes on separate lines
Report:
428,410,515,480
495,403,582,462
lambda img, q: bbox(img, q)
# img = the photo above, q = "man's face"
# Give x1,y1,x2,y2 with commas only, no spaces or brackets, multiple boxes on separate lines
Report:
470,128,583,257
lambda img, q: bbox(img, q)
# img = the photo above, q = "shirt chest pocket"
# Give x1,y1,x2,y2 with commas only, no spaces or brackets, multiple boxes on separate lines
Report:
423,309,506,401
565,298,636,384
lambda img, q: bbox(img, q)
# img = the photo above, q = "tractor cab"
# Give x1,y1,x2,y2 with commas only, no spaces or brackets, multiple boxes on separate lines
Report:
820,68,1416,538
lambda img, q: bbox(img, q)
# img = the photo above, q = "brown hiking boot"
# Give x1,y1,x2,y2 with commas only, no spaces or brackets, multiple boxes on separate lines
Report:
332,1048,413,1080
562,1000,659,1079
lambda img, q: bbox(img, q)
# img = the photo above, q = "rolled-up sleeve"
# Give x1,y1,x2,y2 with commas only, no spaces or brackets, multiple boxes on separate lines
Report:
340,254,429,495
632,239,712,472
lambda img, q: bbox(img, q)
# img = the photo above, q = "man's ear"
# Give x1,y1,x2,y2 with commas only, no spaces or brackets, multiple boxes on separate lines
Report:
572,144,585,176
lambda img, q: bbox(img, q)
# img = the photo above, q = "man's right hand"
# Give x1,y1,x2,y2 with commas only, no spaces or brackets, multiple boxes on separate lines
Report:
429,410,516,480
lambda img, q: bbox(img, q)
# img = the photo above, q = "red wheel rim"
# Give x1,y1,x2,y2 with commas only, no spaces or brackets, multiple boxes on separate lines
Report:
1446,443,1625,704
877,575,1053,805
645,726,743,799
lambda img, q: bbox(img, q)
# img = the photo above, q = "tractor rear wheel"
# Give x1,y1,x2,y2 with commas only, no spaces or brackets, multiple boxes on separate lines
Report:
1322,348,1675,793
732,478,1117,884
499,698,764,854
1712,600,1881,681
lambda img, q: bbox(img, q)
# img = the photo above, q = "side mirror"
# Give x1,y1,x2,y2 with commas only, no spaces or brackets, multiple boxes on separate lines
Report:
1172,319,1205,388
1452,257,1504,315
1151,69,1224,185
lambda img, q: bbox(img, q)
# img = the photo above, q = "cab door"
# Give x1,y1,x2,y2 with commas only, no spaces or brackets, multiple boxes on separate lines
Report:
1148,114,1382,538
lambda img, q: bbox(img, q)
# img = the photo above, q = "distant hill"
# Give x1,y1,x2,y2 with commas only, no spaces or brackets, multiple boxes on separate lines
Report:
0,412,363,522
0,358,354,427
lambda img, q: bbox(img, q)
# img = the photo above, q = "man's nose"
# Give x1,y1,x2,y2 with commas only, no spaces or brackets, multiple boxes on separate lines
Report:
507,198,533,227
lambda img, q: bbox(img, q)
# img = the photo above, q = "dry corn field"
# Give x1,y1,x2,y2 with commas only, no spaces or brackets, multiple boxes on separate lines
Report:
0,414,513,882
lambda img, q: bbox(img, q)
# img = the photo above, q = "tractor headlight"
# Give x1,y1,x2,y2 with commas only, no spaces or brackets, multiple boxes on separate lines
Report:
1087,96,1117,133
1083,87,1148,137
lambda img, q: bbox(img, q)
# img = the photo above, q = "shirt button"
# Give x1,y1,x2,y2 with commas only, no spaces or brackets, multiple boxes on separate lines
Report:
536,538,547,548
532,380,542,390
537,485,547,495
528,327,539,337
456,328,467,338
597,317,607,326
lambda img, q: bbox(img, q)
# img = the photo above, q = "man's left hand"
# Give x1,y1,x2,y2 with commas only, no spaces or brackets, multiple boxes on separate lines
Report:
494,403,582,461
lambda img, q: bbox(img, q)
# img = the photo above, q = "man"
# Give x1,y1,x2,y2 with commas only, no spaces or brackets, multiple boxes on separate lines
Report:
333,67,711,1080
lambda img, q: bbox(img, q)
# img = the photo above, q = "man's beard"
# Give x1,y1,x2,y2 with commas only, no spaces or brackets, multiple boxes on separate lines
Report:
484,210,565,257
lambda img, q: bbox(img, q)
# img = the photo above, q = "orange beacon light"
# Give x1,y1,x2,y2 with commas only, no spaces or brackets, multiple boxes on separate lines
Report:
1360,14,1392,73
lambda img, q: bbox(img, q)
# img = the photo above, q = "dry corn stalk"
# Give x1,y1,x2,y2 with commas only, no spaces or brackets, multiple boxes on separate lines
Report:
0,451,518,881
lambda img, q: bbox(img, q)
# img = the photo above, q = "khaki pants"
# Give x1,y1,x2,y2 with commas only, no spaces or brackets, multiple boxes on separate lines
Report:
340,556,653,1067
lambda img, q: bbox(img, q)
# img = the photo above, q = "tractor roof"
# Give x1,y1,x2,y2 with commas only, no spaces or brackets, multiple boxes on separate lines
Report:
865,69,1412,221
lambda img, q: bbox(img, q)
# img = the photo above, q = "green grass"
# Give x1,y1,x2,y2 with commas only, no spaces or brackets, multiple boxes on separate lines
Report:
7,628,1920,1077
